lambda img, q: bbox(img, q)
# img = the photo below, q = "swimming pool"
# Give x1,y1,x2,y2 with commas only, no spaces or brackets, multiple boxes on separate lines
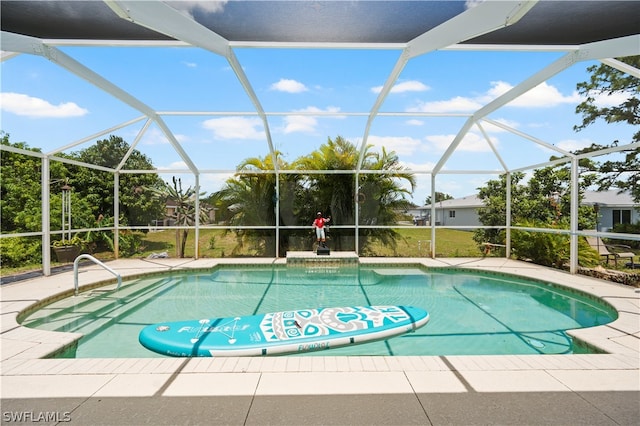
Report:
20,264,617,358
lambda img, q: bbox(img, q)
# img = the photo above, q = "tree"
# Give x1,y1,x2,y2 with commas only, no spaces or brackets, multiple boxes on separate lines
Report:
473,164,598,267
294,136,366,235
356,146,415,253
0,133,94,234
295,136,414,253
574,55,640,201
473,172,527,249
1,134,46,233
0,134,94,265
212,136,415,256
211,153,285,256
425,192,453,205
69,135,165,226
147,177,209,258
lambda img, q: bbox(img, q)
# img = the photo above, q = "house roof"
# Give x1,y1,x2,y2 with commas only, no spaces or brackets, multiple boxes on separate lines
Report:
417,191,638,210
582,190,637,207
422,195,484,209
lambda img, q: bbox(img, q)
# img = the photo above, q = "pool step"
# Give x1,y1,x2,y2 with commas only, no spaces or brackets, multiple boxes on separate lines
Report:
285,251,359,266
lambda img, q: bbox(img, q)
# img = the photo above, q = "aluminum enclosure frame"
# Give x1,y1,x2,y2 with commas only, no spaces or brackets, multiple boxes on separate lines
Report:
1,1,639,275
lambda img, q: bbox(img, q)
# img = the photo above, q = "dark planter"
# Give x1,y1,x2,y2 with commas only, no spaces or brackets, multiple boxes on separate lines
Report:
53,246,81,263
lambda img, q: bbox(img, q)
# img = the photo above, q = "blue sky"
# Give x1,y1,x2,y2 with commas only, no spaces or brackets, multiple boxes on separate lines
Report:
1,42,635,205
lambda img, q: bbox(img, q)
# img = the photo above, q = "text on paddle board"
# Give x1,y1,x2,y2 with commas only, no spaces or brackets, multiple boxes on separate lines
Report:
177,324,251,333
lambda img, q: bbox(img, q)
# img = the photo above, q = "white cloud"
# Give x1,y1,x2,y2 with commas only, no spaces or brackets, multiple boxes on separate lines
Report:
368,135,423,156
0,92,88,118
371,80,430,94
478,118,519,133
408,96,482,113
283,106,344,134
554,138,595,153
270,79,308,93
182,61,197,68
407,80,580,113
284,115,318,134
426,132,497,153
591,90,633,108
504,81,581,107
140,128,169,145
405,119,424,126
140,127,189,145
162,161,189,170
483,80,513,101
296,105,343,115
425,134,456,152
202,116,264,139
401,159,436,171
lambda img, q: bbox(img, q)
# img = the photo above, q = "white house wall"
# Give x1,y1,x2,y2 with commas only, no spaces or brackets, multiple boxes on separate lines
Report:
412,191,639,230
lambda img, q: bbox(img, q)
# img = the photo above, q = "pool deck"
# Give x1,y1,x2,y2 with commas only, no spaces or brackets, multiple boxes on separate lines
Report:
1,257,638,425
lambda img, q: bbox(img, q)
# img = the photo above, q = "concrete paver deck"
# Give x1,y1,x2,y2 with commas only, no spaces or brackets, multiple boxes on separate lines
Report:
1,257,638,425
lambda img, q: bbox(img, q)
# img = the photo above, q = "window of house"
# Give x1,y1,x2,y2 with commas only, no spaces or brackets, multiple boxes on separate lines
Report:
449,210,456,218
612,209,631,226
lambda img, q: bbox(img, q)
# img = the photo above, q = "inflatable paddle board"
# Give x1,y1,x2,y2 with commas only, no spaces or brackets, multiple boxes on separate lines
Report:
139,305,429,357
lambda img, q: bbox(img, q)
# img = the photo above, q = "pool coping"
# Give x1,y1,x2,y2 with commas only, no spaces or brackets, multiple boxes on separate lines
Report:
1,257,639,398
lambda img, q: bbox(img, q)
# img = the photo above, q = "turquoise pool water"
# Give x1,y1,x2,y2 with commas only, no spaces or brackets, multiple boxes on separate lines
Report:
20,265,617,358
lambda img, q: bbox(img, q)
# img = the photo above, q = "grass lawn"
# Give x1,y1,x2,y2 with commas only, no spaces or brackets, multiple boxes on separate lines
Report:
137,227,481,258
0,228,485,277
3,228,638,282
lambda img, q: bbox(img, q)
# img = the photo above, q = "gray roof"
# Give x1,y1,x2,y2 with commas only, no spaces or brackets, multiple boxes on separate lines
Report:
582,190,637,207
418,191,638,210
2,1,638,45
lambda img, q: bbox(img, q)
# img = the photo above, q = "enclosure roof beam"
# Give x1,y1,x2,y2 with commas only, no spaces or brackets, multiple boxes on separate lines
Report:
358,0,538,171
481,118,573,157
116,118,153,171
407,1,539,59
106,0,278,172
1,30,199,174
433,51,582,174
433,34,639,175
1,31,156,117
475,121,508,172
104,0,229,56
600,58,640,79
578,35,640,61
48,116,147,156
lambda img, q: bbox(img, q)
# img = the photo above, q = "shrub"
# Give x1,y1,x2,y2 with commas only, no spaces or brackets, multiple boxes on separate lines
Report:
0,237,41,268
52,235,85,248
511,219,601,269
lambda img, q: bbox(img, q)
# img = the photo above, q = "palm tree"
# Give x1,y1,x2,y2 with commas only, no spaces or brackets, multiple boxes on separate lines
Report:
147,177,208,258
358,146,415,254
294,136,363,250
212,137,416,256
296,136,415,253
213,153,284,256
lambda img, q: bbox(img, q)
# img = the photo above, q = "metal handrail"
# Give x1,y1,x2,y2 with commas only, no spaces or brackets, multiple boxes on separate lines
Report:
74,254,122,296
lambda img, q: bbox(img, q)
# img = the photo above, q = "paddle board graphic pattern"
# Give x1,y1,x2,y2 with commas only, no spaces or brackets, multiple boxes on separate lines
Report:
262,306,415,341
139,305,429,357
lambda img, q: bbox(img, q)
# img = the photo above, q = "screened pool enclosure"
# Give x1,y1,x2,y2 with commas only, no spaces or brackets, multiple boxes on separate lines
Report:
1,1,639,275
